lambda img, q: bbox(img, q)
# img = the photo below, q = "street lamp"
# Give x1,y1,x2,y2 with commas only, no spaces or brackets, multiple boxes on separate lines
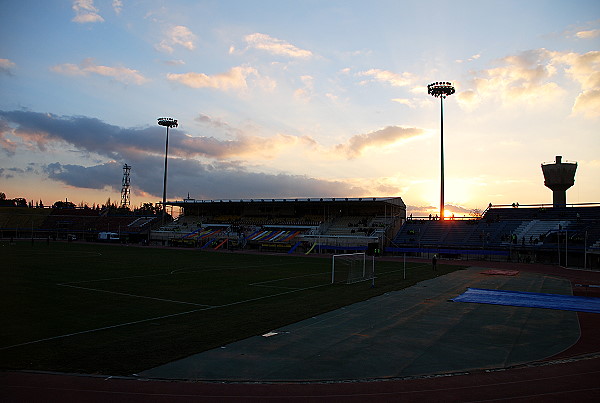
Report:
157,117,178,225
428,82,455,221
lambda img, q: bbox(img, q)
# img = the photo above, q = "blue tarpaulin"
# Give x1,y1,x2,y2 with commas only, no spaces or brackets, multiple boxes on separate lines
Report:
452,288,600,313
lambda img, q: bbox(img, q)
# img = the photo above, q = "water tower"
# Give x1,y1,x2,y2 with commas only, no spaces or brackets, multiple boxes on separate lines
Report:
541,156,577,207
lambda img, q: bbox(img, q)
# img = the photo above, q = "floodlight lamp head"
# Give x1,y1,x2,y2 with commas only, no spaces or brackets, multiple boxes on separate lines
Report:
427,81,455,99
157,117,178,128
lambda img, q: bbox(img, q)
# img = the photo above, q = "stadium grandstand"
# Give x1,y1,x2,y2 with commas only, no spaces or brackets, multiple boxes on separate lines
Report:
2,197,599,269
391,203,600,269
3,152,599,270
147,196,600,270
0,206,158,243
154,197,406,254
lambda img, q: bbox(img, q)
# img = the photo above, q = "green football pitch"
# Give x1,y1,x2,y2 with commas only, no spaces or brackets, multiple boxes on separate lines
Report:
0,241,463,375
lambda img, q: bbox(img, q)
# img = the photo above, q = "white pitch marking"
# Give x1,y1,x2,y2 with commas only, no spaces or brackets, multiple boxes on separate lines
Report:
59,284,213,307
3,267,331,351
0,308,207,351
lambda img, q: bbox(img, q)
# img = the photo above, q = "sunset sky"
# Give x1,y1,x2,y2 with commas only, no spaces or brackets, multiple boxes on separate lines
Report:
1,0,599,216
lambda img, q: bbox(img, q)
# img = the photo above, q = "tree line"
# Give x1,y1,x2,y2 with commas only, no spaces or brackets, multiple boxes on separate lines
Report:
0,192,163,215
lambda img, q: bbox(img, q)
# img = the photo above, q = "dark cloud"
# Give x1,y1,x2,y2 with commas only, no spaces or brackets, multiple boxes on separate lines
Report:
166,159,362,199
44,156,360,200
44,162,123,190
0,167,26,179
0,109,365,200
0,110,163,158
0,110,295,160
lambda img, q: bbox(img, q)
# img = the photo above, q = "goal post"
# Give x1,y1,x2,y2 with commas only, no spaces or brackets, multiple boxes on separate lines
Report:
331,252,375,284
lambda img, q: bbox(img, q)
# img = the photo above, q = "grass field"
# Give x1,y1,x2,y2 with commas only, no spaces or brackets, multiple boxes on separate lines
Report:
1,240,465,375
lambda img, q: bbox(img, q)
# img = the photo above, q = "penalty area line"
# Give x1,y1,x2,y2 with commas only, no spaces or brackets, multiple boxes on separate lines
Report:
58,284,213,307
249,272,328,288
2,281,331,351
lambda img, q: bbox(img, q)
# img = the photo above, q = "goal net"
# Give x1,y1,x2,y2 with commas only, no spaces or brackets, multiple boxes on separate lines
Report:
331,252,374,284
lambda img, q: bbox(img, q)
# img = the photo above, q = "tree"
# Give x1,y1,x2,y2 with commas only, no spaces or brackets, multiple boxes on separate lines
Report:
53,201,76,209
469,208,482,218
135,202,161,215
0,192,5,200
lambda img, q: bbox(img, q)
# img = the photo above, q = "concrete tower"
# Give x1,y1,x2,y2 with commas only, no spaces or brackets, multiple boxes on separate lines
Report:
541,156,577,207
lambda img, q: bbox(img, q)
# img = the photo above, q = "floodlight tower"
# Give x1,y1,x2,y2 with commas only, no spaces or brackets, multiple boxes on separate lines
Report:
157,117,178,225
120,163,131,208
428,81,455,221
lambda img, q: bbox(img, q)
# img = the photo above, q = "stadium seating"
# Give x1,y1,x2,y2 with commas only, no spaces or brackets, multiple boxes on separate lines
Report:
13,208,159,241
391,206,600,265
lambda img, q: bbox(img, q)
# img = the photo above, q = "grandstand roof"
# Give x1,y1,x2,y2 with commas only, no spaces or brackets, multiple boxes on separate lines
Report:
167,196,406,208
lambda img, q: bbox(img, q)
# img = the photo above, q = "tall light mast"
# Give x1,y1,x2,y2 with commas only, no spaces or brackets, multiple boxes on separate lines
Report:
427,82,455,221
157,117,178,225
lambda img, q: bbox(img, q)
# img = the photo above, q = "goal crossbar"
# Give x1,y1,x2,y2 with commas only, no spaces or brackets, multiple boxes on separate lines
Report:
331,252,374,284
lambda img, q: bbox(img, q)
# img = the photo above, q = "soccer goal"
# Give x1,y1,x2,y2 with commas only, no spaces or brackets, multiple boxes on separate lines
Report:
331,252,375,284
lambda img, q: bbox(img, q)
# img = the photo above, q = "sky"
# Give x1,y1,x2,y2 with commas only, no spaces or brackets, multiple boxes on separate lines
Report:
1,0,599,216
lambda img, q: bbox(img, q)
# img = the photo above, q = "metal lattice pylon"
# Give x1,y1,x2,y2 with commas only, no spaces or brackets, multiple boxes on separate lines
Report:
120,164,131,208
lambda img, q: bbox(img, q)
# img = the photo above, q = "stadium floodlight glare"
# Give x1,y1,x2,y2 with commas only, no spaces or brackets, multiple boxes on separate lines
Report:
428,81,455,221
157,117,178,225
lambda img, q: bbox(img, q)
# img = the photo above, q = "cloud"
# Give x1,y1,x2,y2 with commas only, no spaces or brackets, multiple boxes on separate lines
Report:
194,114,243,136
458,49,557,109
0,110,181,159
244,33,312,58
0,109,362,199
72,0,104,23
575,29,600,39
573,88,600,118
391,98,413,107
391,98,430,108
51,58,148,85
44,157,359,200
0,119,18,155
112,0,123,15
560,51,600,89
335,126,426,158
0,110,307,161
358,69,414,87
455,90,479,110
0,58,16,75
162,59,186,66
555,50,600,117
178,133,286,159
458,48,600,115
294,75,315,101
473,49,561,103
155,25,197,53
456,54,481,63
45,161,120,189
0,167,26,179
167,66,257,91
